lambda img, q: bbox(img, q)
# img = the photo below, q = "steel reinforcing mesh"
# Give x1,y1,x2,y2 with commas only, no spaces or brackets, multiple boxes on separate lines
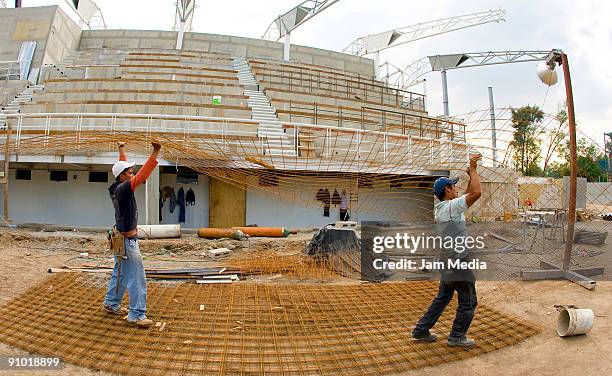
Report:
0,273,540,375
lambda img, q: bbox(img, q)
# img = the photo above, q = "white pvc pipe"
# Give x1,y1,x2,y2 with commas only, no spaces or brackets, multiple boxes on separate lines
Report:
137,224,181,239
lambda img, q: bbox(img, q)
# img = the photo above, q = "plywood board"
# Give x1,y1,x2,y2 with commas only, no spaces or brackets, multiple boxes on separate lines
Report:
209,177,245,227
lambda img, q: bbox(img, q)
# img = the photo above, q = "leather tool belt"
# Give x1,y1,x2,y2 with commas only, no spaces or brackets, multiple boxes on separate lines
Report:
107,227,127,258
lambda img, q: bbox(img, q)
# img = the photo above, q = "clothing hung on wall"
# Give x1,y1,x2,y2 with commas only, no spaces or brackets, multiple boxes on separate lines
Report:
332,189,341,205
185,188,195,206
160,186,177,213
177,187,186,223
159,191,163,221
339,190,350,221
322,188,331,217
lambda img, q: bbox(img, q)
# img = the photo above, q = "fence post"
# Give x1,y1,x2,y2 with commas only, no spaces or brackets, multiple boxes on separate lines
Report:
16,116,22,149
384,132,388,160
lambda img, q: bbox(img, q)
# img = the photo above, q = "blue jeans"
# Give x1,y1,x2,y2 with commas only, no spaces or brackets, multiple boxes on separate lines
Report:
413,280,478,338
103,237,148,321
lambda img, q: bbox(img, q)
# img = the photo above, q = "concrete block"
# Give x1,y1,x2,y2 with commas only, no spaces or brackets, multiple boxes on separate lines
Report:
182,40,210,53
210,42,248,56
138,38,175,49
247,46,283,61
101,38,140,49
79,38,104,49
290,53,315,65
193,32,231,42
94,30,127,38
207,247,231,258
312,57,345,71
345,62,374,77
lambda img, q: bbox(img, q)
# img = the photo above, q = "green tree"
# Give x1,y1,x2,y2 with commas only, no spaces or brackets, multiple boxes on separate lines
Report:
510,105,544,176
548,138,607,182
606,132,612,172
542,105,568,174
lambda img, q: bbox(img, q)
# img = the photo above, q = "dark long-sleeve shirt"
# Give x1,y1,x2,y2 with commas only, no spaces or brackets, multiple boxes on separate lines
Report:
108,154,158,233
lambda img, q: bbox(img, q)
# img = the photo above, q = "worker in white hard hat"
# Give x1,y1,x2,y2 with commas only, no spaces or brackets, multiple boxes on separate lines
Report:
103,141,161,327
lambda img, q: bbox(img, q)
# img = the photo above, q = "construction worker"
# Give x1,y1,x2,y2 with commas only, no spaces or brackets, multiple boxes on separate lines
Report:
103,141,161,327
412,153,482,347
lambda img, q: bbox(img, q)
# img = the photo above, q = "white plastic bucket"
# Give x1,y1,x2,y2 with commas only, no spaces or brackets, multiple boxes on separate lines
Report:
557,308,594,337
137,224,181,239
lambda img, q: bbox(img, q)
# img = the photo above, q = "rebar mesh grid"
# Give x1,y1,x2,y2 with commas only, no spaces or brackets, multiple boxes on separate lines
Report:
227,252,361,280
0,274,540,375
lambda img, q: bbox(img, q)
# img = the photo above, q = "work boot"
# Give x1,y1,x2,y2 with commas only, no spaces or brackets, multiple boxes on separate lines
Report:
412,331,437,342
127,317,154,327
447,335,476,347
104,304,128,315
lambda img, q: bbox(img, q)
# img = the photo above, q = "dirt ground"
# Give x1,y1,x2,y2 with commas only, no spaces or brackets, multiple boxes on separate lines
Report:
0,228,610,376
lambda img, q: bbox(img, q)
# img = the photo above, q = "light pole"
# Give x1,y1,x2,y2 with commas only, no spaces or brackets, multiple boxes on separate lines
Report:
521,49,604,289
605,132,612,181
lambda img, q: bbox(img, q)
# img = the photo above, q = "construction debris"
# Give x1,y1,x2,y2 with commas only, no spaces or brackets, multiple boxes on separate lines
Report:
574,230,608,246
207,247,232,258
196,274,239,284
48,266,243,281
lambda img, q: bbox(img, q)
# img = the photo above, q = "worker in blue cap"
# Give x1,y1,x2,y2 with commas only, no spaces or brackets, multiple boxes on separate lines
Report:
412,153,482,347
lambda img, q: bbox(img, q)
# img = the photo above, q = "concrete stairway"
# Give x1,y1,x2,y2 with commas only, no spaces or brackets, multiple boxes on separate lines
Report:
0,84,44,128
232,58,295,157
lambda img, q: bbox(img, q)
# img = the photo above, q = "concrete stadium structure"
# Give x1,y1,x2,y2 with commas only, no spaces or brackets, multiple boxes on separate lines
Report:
0,5,469,229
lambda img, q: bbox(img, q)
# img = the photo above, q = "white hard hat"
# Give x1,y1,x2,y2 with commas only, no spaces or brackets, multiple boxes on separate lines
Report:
112,160,136,177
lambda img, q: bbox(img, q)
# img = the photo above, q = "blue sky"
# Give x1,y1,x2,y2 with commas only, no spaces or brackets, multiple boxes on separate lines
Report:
19,0,612,148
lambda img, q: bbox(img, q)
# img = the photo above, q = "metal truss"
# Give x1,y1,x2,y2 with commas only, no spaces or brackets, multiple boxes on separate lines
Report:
262,0,339,41
343,9,505,56
429,50,552,71
387,50,552,91
174,0,196,32
63,0,107,30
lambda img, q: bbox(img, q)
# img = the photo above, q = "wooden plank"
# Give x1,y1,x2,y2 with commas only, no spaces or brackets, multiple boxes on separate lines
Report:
209,177,246,228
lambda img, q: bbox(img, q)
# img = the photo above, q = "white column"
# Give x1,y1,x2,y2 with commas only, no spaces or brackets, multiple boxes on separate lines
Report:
283,32,291,62
176,21,186,50
374,51,381,80
145,165,160,225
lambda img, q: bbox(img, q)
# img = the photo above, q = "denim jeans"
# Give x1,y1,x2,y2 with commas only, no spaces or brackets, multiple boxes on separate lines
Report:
103,237,147,321
413,280,478,338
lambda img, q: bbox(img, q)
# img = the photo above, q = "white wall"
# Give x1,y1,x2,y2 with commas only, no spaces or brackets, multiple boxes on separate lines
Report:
2,168,145,227
159,173,209,229
246,189,341,228
2,168,431,229
587,182,612,208
246,186,432,228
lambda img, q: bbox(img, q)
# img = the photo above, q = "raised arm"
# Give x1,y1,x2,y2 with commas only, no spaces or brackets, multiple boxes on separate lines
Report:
130,142,162,191
464,154,482,207
118,142,127,161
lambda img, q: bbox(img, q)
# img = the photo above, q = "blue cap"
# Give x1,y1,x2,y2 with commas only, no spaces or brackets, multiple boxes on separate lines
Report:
433,177,459,198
